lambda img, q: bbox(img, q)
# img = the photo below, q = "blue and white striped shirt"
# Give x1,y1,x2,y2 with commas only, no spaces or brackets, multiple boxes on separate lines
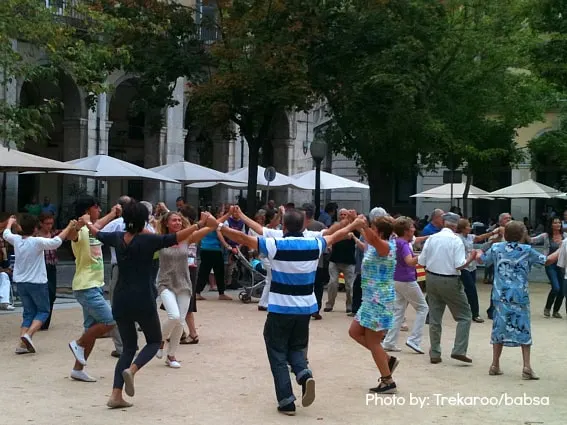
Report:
258,236,326,315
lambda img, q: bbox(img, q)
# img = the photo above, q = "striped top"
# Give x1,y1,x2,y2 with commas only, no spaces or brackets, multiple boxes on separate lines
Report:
258,235,326,315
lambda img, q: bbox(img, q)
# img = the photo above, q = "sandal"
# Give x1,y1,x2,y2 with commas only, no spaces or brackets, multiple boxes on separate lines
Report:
522,368,539,380
180,335,199,345
489,365,503,375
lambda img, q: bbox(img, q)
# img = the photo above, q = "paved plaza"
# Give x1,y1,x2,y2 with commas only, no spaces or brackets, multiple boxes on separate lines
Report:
1,284,565,425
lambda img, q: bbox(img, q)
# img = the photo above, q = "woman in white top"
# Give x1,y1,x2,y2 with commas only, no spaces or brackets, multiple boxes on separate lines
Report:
2,214,75,354
530,217,567,317
155,211,215,368
455,219,496,323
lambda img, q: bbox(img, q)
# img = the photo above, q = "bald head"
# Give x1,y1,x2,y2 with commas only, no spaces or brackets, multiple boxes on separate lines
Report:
117,196,132,208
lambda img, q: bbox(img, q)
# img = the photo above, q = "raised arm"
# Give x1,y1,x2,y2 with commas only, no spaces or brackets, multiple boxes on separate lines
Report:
176,213,216,243
472,230,497,243
219,226,258,250
357,217,390,257
234,206,263,235
325,217,365,247
93,204,122,230
352,233,366,251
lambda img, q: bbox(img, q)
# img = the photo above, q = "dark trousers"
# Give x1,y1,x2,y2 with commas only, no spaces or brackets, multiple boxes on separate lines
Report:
352,273,362,314
196,250,226,295
314,267,325,313
264,313,312,407
545,264,565,312
113,308,162,389
460,269,479,318
41,264,57,330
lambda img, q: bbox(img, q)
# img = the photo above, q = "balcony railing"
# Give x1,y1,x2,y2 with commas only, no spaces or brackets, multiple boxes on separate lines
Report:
45,0,80,18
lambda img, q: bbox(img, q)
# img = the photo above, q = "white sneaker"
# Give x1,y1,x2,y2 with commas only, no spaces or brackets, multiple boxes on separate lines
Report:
156,348,164,359
69,340,87,366
15,346,29,354
70,369,97,382
0,303,15,311
165,357,181,368
382,344,402,352
21,334,36,353
406,341,424,354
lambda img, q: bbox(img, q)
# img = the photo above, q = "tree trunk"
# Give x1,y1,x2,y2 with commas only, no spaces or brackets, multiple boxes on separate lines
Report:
462,173,472,218
246,139,260,217
366,165,394,212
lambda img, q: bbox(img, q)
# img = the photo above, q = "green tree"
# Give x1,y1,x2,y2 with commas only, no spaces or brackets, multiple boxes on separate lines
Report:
307,0,551,213
527,0,567,189
0,0,83,147
421,0,552,215
305,0,448,209
190,0,314,215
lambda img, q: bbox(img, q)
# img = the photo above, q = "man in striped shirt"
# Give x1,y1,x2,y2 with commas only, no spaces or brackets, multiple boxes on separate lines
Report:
220,208,364,416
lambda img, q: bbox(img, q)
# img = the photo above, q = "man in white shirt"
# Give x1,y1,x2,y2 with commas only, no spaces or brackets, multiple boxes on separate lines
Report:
418,212,476,364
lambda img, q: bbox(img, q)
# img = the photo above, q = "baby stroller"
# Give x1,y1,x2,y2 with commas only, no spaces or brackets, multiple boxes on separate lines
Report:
233,250,266,303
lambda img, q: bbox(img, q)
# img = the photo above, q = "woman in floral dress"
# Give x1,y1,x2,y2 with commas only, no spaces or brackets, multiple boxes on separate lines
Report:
477,221,557,380
348,216,399,394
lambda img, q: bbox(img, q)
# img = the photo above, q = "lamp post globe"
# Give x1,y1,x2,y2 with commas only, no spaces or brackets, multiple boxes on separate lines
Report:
309,138,327,162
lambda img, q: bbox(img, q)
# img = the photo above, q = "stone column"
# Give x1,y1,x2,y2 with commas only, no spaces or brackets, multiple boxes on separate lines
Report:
60,118,89,220
1,41,19,212
143,127,167,203
162,77,186,208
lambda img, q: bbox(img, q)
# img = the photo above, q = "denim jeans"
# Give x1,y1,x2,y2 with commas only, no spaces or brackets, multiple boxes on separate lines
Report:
545,264,564,312
16,282,50,327
352,274,362,314
460,269,479,317
73,286,116,330
263,313,312,407
41,264,57,329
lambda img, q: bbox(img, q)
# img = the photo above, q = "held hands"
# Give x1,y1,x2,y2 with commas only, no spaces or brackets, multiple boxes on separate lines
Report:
205,212,218,228
66,219,78,229
111,204,122,218
7,215,17,228
78,214,91,227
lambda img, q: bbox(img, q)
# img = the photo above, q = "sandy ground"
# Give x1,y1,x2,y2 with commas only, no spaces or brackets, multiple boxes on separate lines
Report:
1,284,566,425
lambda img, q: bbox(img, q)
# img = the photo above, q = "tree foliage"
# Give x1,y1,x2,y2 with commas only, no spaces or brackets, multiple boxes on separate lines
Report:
305,0,449,208
190,0,314,214
306,0,552,211
421,0,553,213
0,0,78,147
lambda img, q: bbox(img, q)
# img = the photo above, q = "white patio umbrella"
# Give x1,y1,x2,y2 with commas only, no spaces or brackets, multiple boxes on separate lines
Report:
150,161,246,184
288,170,369,190
187,166,311,189
1,145,96,211
23,154,180,183
489,179,564,199
411,183,494,199
0,145,95,172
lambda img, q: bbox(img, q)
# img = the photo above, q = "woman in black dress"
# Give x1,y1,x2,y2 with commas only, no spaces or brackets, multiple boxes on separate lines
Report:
83,202,217,408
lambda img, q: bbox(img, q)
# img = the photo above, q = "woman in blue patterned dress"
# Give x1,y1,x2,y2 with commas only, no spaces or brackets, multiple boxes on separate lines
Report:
477,221,558,380
348,216,398,394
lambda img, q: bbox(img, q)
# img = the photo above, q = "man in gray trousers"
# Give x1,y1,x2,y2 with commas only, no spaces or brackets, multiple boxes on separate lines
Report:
417,212,477,364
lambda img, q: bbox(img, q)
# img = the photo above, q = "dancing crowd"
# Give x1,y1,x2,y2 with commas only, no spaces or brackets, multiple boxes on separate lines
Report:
0,197,564,416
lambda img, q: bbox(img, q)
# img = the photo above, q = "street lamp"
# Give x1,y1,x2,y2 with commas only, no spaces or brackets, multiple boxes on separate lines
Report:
310,136,327,220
